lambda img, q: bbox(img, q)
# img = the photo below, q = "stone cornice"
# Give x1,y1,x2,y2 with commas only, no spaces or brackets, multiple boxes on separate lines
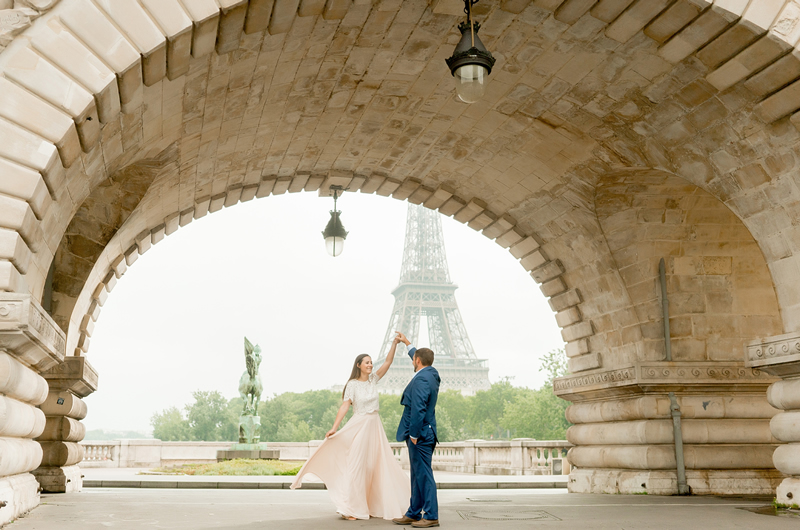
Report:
0,293,65,372
745,332,800,378
554,362,776,402
41,355,98,398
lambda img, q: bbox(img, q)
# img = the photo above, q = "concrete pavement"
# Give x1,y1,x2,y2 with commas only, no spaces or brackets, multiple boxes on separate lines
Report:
6,488,799,529
80,468,568,490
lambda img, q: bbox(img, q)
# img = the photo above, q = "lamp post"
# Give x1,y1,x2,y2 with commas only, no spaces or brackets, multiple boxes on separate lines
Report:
322,185,348,257
445,0,496,104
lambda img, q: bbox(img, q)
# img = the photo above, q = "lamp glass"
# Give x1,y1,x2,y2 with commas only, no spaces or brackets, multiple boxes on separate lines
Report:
454,63,487,104
325,236,345,257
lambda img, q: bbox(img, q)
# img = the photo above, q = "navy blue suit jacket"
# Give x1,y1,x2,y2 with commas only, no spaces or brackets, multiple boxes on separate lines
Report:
396,346,440,443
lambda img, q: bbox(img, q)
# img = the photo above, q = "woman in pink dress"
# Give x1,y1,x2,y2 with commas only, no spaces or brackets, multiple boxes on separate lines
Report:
291,332,410,520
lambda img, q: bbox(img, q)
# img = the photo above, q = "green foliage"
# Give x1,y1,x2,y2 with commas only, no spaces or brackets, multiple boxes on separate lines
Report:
149,459,303,476
151,406,190,441
185,390,230,441
149,349,572,443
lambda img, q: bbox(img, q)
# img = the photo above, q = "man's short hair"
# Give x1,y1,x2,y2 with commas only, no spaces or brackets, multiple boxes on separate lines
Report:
414,347,434,367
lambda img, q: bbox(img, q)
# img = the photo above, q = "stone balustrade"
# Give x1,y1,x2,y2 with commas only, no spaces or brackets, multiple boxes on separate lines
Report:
80,439,572,476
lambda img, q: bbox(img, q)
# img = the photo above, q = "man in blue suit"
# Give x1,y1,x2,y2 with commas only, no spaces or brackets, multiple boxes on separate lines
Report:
393,333,440,528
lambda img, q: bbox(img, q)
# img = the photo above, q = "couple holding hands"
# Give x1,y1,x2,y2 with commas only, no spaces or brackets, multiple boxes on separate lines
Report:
291,331,440,527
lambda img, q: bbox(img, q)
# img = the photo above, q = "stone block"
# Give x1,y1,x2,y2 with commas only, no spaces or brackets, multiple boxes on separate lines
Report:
208,193,226,213
0,437,42,477
269,0,301,35
376,178,401,197
496,228,524,249
568,352,602,372
0,295,65,372
41,356,98,398
39,392,87,420
240,184,259,202
287,175,309,193
541,277,568,298
59,0,143,112
482,214,515,240
531,260,565,283
181,0,220,57
0,78,81,168
140,0,194,80
659,6,743,64
0,157,50,220
590,0,636,23
776,477,800,506
31,18,120,124
272,177,292,195
556,306,581,327
520,250,547,271
755,78,800,123
0,229,31,275
245,0,275,34
554,0,596,25
94,0,167,86
37,416,85,443
606,0,672,43
31,465,82,493
224,186,242,207
467,210,496,231
165,213,180,236
135,230,152,255
0,115,64,195
256,177,276,198
39,441,84,467
565,338,590,358
549,289,582,312
562,321,593,342
298,0,325,17
194,196,210,218
0,394,45,439
0,473,40,526
422,185,454,210
510,236,540,259
215,0,247,54
408,186,434,205
453,198,486,224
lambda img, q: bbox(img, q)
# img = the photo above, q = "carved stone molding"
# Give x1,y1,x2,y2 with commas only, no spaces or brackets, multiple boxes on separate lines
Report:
41,356,98,398
0,293,65,371
0,0,61,52
554,362,776,402
745,332,800,378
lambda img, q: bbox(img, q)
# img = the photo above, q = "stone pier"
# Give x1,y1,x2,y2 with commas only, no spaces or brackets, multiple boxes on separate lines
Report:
0,295,64,525
747,332,800,505
556,362,782,495
33,356,97,493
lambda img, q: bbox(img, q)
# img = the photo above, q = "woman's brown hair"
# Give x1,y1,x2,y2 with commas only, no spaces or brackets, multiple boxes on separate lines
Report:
342,354,370,399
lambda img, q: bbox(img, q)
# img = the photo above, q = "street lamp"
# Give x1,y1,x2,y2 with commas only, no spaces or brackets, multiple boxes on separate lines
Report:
445,0,496,104
322,185,348,257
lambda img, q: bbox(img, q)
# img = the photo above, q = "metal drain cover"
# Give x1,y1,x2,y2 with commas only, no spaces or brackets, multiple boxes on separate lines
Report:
457,510,561,521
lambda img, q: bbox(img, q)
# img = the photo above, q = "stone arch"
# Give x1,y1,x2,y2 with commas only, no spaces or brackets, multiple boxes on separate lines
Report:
62,166,586,362
3,0,800,514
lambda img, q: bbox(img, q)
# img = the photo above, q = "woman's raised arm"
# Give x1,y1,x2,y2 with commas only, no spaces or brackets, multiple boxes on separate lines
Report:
376,332,405,379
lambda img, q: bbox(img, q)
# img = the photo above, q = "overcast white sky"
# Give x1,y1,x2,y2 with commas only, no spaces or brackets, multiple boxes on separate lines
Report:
83,192,565,432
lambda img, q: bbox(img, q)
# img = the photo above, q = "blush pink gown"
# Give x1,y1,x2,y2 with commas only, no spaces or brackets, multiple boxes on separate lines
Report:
290,372,410,520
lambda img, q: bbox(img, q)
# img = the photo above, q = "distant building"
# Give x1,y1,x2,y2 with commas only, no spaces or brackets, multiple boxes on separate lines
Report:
375,204,490,396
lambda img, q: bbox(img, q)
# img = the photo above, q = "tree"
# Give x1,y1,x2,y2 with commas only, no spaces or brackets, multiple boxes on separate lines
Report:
151,406,190,441
500,349,571,440
185,390,232,441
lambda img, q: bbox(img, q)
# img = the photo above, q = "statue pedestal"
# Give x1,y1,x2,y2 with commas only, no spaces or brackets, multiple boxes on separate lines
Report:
216,415,280,461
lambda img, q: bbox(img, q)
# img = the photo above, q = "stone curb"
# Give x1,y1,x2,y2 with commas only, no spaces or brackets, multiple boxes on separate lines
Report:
83,480,567,490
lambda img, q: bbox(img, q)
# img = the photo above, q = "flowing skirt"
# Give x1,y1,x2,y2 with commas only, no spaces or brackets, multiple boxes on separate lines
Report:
290,412,410,520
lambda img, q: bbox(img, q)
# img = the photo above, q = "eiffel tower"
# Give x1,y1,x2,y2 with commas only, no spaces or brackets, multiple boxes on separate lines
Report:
375,203,490,395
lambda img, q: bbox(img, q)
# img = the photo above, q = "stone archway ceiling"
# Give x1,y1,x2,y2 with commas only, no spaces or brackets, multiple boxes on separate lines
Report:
1,0,800,366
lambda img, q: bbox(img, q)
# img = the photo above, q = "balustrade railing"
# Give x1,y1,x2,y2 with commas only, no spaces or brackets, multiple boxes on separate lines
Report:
80,439,572,475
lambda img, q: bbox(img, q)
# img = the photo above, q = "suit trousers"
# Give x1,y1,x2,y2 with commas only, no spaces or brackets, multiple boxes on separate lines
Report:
405,437,438,520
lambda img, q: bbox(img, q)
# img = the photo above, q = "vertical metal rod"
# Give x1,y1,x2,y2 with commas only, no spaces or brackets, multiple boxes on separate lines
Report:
659,258,672,361
669,392,690,495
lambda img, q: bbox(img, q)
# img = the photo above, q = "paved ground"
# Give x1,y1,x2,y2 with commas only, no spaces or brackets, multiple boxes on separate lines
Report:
6,488,799,530
80,468,568,490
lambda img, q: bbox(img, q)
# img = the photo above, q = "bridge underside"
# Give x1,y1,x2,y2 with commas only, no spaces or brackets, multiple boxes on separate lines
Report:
2,0,800,521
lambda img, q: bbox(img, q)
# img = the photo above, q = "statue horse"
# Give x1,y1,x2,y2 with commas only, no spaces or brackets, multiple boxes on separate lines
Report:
239,337,263,415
